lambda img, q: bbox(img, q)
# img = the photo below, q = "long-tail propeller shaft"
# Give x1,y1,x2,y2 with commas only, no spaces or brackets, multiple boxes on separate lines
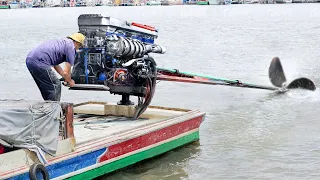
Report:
157,57,316,92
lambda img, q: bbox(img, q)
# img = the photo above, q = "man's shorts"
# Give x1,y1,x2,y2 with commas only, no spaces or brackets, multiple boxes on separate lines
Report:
27,66,61,101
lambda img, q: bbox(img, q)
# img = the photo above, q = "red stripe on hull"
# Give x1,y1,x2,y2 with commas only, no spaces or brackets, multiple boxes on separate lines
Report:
98,115,203,162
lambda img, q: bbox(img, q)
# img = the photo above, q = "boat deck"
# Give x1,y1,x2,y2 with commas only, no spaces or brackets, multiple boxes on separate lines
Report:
73,102,188,145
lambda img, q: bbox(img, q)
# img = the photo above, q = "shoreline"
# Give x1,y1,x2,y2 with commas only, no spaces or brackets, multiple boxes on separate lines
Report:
1,0,320,10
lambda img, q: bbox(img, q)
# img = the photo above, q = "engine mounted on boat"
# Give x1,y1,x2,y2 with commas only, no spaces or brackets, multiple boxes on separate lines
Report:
69,14,166,119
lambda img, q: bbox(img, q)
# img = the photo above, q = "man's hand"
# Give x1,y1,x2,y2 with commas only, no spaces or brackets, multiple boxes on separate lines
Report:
54,63,75,87
69,79,75,87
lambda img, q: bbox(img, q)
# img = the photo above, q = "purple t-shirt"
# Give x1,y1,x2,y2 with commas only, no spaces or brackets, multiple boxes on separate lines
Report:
26,38,76,69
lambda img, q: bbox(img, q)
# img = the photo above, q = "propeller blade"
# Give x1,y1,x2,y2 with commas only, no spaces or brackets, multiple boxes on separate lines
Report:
269,57,287,88
286,77,316,90
268,57,316,91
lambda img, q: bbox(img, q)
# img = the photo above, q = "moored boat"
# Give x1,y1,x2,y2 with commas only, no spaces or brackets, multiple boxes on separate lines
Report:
208,0,225,4
0,0,10,9
168,0,183,4
275,0,292,3
146,0,162,5
197,0,209,4
9,1,20,8
0,100,205,179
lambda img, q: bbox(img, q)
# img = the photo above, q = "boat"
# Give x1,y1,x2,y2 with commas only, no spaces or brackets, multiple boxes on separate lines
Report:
168,0,183,4
32,0,41,7
146,0,162,5
95,0,103,5
242,0,259,3
161,0,170,5
231,0,242,3
9,1,20,8
275,0,292,3
208,0,231,4
197,0,209,4
75,0,87,6
0,100,205,179
208,0,225,4
198,0,231,4
0,0,10,9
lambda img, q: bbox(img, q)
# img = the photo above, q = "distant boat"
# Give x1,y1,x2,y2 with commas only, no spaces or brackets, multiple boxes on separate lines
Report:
146,0,161,5
32,0,41,7
9,1,20,8
168,0,183,4
161,0,170,5
200,0,231,4
75,1,87,6
231,0,242,3
275,0,292,3
94,0,103,6
0,0,10,9
197,0,209,4
184,0,197,4
243,0,259,3
208,0,225,4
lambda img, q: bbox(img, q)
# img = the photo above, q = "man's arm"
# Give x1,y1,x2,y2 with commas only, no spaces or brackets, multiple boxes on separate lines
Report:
63,62,75,86
61,43,77,86
54,65,65,77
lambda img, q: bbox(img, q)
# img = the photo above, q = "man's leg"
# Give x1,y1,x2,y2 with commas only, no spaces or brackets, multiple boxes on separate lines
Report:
46,69,61,101
27,67,61,101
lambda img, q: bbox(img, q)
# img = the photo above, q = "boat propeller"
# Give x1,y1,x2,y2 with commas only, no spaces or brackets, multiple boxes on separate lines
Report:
268,57,316,91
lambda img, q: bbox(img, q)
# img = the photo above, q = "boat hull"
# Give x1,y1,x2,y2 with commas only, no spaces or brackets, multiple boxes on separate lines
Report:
0,102,205,180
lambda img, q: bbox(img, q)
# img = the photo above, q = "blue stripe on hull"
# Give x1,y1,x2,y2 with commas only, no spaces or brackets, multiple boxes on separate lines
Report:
6,148,107,180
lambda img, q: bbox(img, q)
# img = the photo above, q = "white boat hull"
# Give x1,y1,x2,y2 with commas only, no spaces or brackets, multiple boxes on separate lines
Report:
9,3,20,8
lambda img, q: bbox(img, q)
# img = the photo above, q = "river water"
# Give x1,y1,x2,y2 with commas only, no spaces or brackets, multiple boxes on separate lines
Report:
1,3,320,180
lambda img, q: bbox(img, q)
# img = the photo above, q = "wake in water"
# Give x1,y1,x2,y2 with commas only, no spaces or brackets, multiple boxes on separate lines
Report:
260,85,320,103
284,88,320,102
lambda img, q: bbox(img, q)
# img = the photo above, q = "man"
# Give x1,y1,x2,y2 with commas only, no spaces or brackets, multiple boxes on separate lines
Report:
26,33,85,101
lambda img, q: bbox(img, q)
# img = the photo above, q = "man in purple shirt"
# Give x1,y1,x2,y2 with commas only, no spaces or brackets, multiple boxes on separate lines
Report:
26,33,85,101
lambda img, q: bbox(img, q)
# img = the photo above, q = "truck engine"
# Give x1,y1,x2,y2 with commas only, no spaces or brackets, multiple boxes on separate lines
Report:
70,14,166,119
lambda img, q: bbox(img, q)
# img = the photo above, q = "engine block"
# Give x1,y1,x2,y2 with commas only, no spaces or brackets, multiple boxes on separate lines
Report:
70,14,166,118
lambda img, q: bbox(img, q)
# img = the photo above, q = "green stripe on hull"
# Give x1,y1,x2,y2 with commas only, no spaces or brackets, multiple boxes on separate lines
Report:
197,1,209,4
67,131,200,180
